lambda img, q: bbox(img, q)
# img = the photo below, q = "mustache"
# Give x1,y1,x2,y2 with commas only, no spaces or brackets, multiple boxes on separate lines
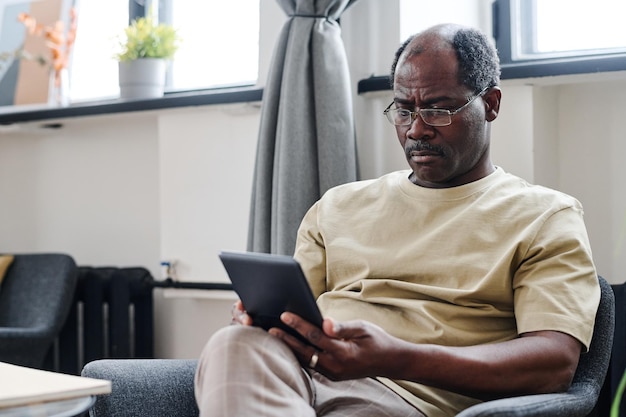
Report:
405,141,445,157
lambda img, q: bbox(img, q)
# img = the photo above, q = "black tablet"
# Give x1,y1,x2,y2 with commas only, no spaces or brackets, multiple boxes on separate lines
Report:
218,251,324,344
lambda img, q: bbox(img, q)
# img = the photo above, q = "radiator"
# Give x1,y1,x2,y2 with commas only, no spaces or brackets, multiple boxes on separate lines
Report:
44,266,155,375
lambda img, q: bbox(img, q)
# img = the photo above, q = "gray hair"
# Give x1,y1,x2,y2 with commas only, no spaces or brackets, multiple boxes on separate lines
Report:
390,25,501,94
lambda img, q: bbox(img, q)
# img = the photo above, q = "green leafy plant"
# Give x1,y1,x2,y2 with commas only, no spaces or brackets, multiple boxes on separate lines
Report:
115,16,180,62
612,368,626,417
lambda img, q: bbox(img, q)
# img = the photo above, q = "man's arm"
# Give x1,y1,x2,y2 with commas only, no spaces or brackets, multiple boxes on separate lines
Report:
270,314,581,400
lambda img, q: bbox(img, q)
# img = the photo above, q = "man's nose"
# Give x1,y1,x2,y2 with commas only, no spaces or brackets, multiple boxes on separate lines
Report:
406,113,435,140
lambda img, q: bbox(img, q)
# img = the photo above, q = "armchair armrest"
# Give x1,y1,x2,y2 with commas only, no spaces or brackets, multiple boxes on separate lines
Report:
82,359,198,417
456,383,598,417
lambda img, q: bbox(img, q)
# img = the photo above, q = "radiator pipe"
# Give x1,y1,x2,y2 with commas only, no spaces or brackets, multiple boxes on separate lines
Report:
151,278,233,291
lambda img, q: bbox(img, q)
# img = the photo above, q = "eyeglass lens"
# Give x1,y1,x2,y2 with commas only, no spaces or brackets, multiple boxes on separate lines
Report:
385,109,451,127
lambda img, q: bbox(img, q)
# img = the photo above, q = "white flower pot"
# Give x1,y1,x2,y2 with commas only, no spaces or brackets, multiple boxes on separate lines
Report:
118,58,167,99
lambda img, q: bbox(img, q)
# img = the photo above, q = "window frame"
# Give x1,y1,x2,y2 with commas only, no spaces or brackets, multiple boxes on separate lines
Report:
493,0,626,79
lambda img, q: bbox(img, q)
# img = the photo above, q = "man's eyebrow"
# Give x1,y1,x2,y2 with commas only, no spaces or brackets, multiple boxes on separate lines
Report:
393,97,413,107
394,95,454,107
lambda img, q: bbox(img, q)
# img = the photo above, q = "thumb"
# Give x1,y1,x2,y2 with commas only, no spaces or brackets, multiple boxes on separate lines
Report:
323,317,367,340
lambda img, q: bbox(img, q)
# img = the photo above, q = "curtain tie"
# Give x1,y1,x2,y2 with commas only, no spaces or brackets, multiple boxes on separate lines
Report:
289,13,328,19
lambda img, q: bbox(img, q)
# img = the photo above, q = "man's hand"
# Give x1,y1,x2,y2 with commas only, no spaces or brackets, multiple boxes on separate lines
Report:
230,300,253,326
268,312,408,380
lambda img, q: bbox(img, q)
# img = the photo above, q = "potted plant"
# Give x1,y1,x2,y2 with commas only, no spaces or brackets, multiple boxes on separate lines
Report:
115,16,179,99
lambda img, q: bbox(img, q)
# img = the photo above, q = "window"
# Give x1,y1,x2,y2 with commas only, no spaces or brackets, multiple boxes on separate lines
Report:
529,1,626,57
69,0,259,102
399,0,483,43
493,0,626,78
166,1,259,92
69,0,128,101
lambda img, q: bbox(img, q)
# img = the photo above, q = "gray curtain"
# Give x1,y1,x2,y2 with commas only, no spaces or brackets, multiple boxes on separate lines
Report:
247,0,359,255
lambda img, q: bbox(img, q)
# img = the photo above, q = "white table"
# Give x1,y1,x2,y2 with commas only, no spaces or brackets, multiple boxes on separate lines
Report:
0,396,95,417
0,363,110,417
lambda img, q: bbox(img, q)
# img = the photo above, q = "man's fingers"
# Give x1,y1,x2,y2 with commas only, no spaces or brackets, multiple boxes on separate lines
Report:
231,300,252,325
280,312,325,345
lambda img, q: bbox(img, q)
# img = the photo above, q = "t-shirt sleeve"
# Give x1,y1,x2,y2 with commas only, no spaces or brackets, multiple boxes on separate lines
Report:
293,201,328,299
513,205,599,351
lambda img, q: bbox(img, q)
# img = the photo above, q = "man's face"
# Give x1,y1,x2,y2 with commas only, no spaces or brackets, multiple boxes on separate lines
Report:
392,43,499,188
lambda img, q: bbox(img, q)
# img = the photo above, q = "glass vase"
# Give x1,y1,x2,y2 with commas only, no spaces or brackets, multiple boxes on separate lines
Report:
48,68,70,107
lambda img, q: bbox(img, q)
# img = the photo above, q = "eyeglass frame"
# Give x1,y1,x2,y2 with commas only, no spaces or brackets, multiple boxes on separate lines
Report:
383,87,490,127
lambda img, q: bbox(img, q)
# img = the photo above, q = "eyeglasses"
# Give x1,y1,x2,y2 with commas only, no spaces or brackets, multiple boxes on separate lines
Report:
383,87,489,127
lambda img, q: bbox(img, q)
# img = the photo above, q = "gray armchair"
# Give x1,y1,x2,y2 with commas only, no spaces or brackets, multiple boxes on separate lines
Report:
0,253,78,368
83,276,614,417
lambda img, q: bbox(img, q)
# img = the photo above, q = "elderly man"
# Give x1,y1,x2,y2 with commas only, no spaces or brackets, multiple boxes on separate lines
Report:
194,23,599,417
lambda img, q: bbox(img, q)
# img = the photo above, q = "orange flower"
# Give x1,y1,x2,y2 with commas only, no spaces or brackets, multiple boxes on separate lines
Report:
17,12,43,36
45,22,65,46
17,8,78,87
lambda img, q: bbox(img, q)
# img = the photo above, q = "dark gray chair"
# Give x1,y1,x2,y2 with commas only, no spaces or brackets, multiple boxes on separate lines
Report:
0,253,78,368
83,276,614,417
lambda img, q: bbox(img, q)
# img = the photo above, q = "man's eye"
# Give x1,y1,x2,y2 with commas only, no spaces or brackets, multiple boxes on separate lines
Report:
397,109,412,117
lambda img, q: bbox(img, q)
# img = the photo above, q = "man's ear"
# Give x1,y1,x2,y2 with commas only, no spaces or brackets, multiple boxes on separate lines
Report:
483,87,502,122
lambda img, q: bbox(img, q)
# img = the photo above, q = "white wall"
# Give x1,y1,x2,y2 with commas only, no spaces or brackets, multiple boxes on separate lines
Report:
556,79,626,280
488,74,626,281
0,113,160,267
0,0,624,360
158,105,260,282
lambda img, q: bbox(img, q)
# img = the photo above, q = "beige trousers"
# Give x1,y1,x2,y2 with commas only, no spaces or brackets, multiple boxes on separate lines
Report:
194,325,426,417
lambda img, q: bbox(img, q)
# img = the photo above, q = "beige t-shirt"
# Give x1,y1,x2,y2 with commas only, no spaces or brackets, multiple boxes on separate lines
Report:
294,168,599,417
